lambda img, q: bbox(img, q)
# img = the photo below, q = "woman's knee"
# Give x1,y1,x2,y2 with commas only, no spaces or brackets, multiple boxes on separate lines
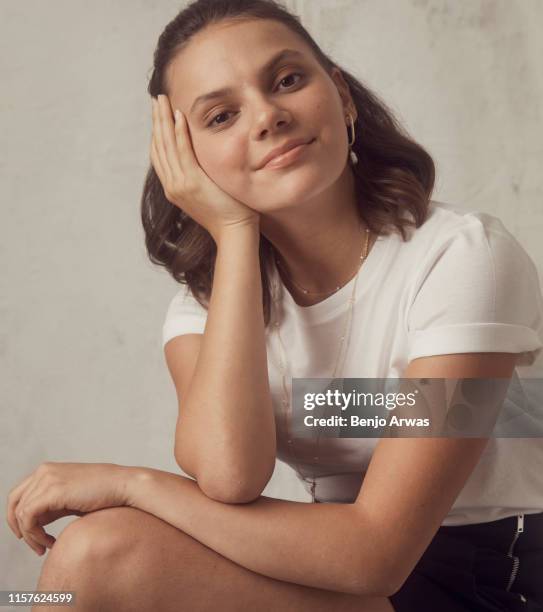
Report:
46,507,150,574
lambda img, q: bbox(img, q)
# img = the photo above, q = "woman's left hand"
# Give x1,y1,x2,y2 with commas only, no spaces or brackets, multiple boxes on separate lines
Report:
6,461,131,556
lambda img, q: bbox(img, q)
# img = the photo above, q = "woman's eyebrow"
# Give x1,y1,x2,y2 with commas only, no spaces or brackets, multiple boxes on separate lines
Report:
189,48,305,115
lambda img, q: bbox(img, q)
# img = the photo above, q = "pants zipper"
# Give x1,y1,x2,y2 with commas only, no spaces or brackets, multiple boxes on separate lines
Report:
505,514,525,600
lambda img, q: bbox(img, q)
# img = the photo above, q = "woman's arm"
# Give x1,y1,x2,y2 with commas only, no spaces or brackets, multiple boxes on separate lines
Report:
123,466,389,598
171,224,276,502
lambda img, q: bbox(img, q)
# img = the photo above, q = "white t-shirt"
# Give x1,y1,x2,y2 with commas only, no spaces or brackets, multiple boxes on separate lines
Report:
162,200,543,526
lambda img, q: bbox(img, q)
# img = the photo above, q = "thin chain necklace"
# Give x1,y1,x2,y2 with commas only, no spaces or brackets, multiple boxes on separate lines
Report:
274,231,368,296
269,226,371,502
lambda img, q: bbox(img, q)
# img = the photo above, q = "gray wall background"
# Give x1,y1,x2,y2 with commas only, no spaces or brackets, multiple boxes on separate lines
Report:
2,0,542,592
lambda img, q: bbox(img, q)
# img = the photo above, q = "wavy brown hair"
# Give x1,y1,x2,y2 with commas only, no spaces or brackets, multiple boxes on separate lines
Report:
141,0,435,326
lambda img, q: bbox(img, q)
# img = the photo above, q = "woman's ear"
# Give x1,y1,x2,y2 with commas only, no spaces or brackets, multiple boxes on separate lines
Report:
330,66,357,123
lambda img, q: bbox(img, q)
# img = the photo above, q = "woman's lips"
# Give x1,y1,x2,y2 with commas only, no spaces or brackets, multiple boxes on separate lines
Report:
262,138,316,169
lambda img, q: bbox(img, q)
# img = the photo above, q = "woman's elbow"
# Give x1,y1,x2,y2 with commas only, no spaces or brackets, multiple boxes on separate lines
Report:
197,472,267,504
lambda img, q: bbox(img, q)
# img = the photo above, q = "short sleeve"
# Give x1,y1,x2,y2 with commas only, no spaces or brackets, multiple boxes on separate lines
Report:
406,215,543,367
161,284,208,349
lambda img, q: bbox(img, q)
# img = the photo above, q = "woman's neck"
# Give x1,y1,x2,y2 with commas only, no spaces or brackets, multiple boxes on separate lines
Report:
274,229,377,307
259,164,372,301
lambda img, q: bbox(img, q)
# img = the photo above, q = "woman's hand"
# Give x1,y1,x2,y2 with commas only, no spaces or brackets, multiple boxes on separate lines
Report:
6,461,130,556
151,94,260,243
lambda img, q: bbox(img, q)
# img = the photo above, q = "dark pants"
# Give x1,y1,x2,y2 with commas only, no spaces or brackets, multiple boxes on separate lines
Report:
389,511,543,611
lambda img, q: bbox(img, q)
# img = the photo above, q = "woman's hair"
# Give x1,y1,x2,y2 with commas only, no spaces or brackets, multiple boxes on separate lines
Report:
141,0,435,326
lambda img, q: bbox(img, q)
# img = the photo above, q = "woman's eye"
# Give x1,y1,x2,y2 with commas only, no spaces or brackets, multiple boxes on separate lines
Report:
207,111,232,128
206,72,304,128
278,72,302,89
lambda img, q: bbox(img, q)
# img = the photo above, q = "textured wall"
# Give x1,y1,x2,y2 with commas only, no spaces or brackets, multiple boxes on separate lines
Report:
1,0,542,589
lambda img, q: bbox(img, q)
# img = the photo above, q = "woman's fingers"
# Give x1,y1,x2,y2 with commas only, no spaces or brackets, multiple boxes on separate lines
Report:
152,97,172,185
6,474,33,539
23,530,46,556
17,490,56,551
173,108,200,182
8,478,47,556
16,482,49,551
8,468,57,555
157,95,184,179
150,135,167,187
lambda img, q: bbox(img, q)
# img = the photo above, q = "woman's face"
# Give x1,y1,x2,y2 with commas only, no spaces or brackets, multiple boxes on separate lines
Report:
165,19,355,214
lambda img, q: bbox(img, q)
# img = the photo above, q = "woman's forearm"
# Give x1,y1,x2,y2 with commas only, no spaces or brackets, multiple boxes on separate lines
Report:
123,466,389,598
175,223,276,500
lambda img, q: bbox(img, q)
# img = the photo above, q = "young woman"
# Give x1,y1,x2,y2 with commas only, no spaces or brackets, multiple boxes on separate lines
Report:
7,1,543,610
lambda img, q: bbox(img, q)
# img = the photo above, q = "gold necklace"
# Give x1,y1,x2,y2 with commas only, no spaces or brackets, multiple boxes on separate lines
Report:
274,225,369,296
269,228,371,502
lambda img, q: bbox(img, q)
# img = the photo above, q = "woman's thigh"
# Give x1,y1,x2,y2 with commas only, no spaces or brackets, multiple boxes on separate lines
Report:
38,506,394,612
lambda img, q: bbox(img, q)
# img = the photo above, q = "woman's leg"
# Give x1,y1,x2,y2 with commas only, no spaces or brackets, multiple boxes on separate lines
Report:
34,506,394,612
